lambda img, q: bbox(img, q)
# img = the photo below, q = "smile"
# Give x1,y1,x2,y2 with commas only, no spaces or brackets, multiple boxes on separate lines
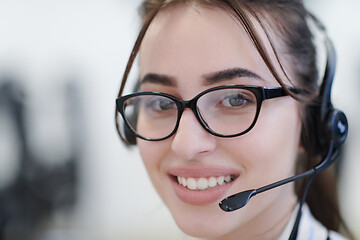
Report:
177,175,235,191
168,166,239,205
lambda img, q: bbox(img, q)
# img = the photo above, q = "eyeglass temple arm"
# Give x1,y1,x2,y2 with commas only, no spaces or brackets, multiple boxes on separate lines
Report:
263,87,309,100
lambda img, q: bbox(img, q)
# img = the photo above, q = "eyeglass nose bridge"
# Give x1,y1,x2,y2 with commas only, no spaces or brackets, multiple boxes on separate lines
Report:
176,98,213,135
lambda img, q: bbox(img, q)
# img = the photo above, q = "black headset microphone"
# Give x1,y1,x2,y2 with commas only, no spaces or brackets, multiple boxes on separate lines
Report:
218,15,349,240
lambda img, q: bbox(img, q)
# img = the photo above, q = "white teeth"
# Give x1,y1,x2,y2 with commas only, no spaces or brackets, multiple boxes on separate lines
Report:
197,178,208,190
176,175,234,191
177,176,182,185
187,178,197,190
225,175,231,183
208,177,217,188
181,177,187,187
217,176,225,185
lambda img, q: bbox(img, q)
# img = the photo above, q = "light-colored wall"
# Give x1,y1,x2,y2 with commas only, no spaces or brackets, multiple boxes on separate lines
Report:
0,0,358,239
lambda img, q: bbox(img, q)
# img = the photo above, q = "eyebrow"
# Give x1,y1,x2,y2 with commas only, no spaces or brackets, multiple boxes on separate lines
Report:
202,68,262,85
140,68,262,87
140,73,177,87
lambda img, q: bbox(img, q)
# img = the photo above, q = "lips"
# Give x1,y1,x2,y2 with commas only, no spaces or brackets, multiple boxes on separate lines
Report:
168,167,239,205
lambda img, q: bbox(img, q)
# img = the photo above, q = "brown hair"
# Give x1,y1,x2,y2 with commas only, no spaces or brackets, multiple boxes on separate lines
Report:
115,0,351,237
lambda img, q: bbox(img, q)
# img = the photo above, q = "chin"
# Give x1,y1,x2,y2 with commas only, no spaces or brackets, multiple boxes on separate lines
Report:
166,202,240,240
176,221,225,239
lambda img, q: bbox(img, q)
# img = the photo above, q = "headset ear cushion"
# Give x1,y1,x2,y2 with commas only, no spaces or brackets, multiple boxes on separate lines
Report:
325,110,348,146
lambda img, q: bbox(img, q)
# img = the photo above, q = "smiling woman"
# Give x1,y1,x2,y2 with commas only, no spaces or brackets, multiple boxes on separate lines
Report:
115,0,351,239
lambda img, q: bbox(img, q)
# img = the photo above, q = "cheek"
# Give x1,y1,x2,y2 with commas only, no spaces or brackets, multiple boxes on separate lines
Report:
138,140,162,173
137,139,171,189
222,100,302,186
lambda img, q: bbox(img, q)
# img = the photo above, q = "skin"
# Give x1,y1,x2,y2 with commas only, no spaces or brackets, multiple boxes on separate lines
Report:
137,4,302,240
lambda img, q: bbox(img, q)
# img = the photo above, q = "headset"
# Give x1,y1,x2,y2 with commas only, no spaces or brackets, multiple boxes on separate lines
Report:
289,14,348,239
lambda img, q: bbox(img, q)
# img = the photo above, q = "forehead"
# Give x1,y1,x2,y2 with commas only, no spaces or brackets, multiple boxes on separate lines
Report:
138,4,286,88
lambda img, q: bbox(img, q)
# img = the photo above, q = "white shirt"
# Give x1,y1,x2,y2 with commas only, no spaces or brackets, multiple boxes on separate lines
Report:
277,204,347,240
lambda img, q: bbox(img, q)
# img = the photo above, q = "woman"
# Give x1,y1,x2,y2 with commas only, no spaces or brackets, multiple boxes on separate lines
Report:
115,0,350,239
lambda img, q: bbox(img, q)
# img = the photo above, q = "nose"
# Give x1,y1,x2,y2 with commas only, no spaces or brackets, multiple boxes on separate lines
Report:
171,109,217,160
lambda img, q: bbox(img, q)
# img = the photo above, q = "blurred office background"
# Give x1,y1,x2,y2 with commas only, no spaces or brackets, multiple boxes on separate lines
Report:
0,0,358,239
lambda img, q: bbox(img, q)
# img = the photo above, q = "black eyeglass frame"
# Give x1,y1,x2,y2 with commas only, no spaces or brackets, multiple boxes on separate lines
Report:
116,85,297,141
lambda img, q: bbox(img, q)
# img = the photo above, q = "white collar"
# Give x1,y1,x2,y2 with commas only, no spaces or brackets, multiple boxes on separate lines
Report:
277,203,329,240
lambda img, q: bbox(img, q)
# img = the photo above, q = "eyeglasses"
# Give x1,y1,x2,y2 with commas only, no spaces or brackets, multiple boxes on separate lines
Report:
116,85,295,141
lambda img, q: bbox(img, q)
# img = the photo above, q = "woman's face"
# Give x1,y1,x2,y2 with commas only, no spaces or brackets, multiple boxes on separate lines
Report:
137,5,302,239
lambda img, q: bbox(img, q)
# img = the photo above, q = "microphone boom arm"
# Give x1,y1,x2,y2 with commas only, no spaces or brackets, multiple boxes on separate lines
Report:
219,142,336,212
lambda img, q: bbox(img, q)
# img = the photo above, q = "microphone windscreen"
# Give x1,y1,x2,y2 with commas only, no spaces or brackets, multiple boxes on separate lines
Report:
219,189,257,212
